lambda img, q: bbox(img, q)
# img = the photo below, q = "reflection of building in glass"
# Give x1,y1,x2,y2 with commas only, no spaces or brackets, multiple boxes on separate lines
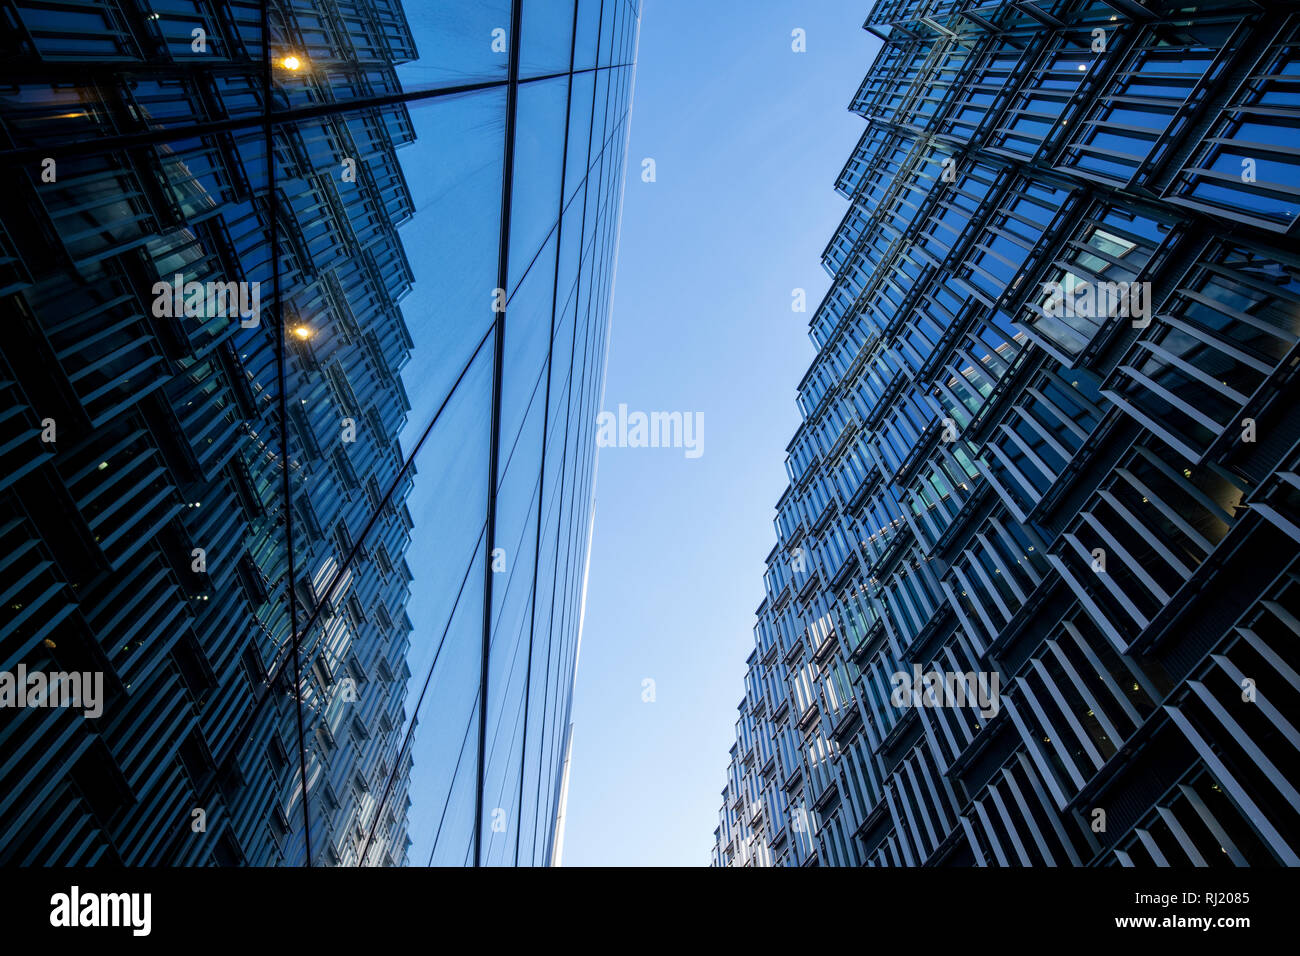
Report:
715,0,1300,868
0,0,637,867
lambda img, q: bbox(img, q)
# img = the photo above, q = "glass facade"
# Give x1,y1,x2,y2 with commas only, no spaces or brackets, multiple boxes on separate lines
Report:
0,0,637,866
715,0,1300,867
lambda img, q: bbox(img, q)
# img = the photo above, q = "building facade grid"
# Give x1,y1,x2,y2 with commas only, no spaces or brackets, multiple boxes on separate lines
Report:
715,0,1300,868
0,0,637,867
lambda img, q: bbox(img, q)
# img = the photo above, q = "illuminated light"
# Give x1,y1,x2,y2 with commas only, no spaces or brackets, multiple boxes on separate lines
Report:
1078,64,1087,71
97,461,109,470
279,55,304,70
292,325,312,340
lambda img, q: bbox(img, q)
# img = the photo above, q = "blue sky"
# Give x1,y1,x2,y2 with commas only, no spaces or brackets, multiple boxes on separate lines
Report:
562,1,880,866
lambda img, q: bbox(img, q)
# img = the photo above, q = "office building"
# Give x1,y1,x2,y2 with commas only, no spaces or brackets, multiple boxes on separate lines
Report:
714,0,1300,867
0,0,636,866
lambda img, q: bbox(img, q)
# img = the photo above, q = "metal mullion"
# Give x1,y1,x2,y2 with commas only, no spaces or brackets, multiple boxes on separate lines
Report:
1163,704,1300,865
1262,598,1300,637
984,221,1035,254
1238,626,1300,691
1109,471,1214,558
899,757,940,854
539,1,623,850
1137,339,1250,406
1015,750,1086,864
1154,804,1208,865
1045,638,1125,749
975,454,1035,524
987,780,1034,865
991,515,1044,587
890,568,927,637
978,527,1030,603
1048,253,1111,288
512,0,582,868
1197,255,1300,303
921,660,968,756
1097,386,1204,462
1114,363,1225,433
1029,658,1106,771
952,344,996,386
1000,767,1056,865
997,421,1058,483
1130,448,1232,528
949,594,992,669
965,544,1015,622
1013,403,1073,465
1177,781,1248,866
1061,237,1145,275
1080,508,1176,603
1175,290,1299,349
1024,385,1091,441
949,564,1001,644
933,374,973,424
1046,553,1133,655
1186,679,1300,808
884,779,922,866
1132,827,1170,866
475,0,524,869
1018,678,1088,792
1210,653,1300,753
1061,530,1151,631
959,814,988,866
971,798,1011,866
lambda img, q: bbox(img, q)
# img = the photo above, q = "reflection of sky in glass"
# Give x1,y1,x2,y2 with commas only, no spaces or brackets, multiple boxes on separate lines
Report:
396,2,511,89
379,0,640,866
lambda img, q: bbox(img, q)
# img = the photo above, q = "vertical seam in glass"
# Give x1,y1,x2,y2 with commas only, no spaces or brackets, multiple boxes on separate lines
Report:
262,0,312,868
537,0,609,867
477,0,525,869
514,0,583,868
